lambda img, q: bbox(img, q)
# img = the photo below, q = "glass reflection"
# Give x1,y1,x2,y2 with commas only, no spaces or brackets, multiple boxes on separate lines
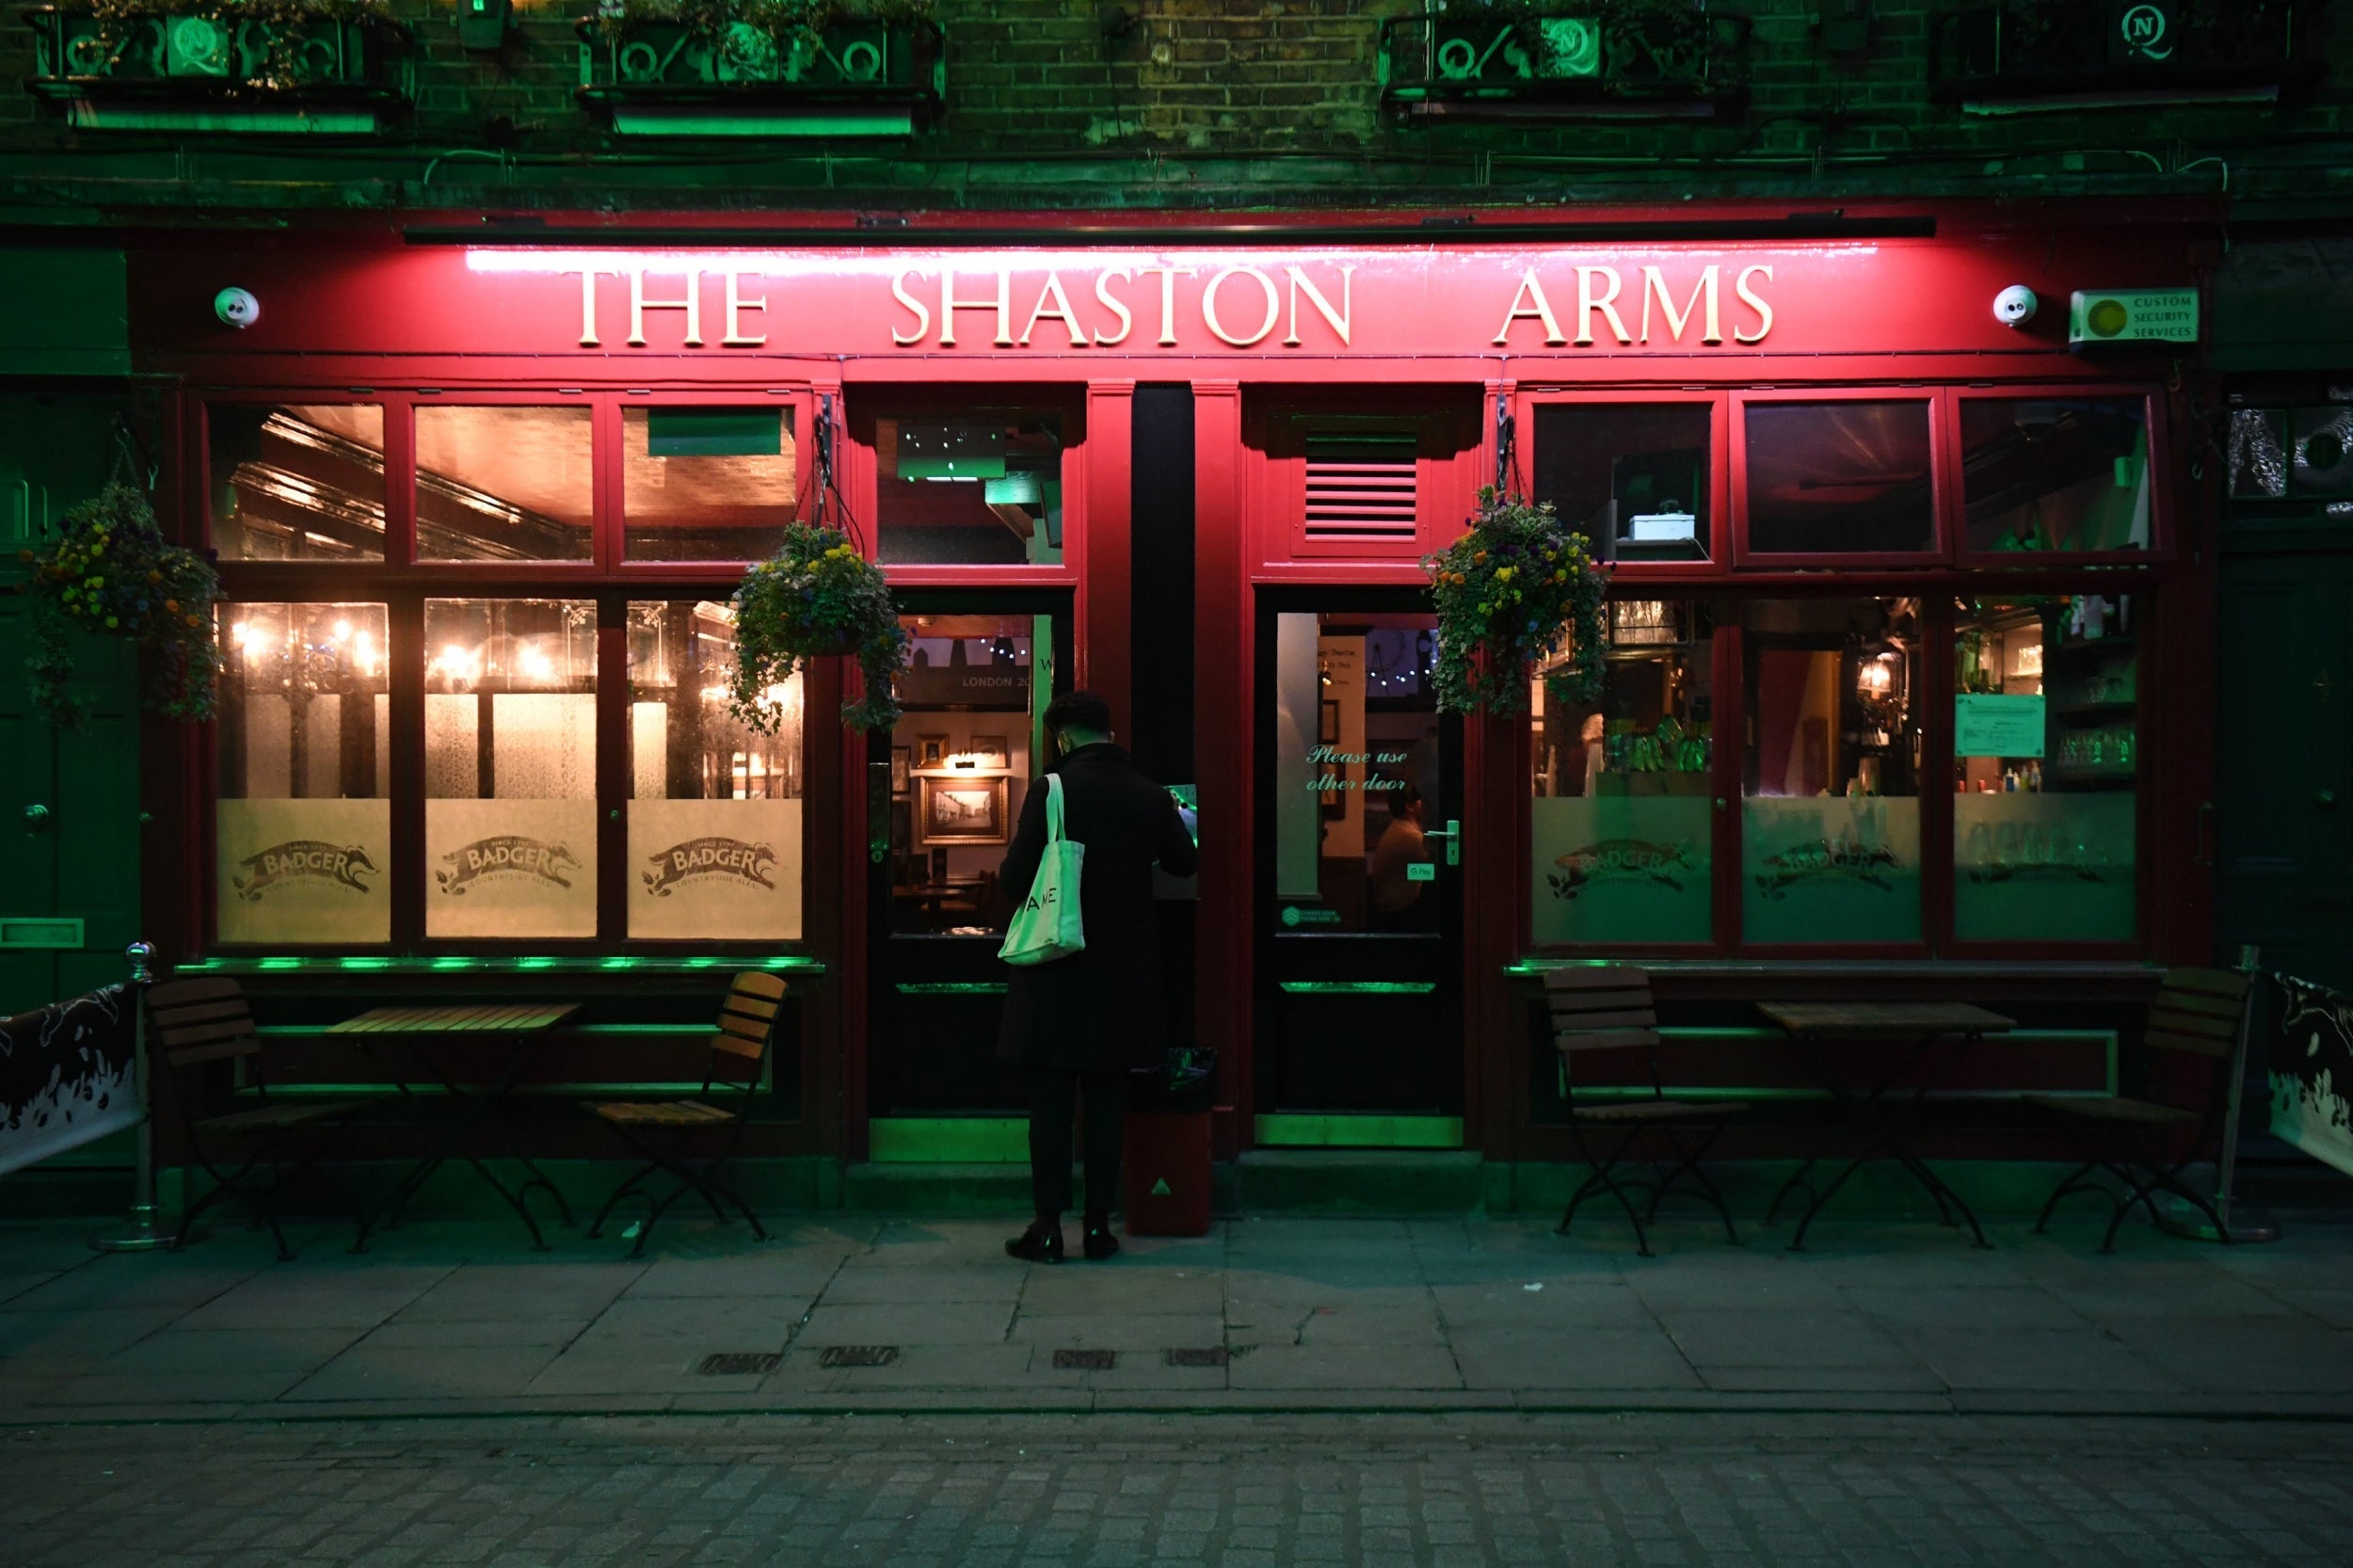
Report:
874,413,1064,566
415,407,594,562
623,408,796,562
1961,398,2151,553
886,614,1043,936
1744,401,1934,553
209,405,386,561
1531,404,1712,562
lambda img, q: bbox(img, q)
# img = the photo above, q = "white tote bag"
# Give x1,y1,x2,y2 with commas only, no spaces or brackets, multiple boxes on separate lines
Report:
999,775,1086,967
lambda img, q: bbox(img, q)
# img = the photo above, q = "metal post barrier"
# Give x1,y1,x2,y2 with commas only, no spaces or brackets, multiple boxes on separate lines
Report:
90,941,180,1253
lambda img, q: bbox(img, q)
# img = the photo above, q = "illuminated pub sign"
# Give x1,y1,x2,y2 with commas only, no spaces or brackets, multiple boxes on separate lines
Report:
130,233,2187,361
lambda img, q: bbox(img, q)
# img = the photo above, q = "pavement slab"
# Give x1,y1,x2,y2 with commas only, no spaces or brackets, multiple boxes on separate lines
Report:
0,1215,2351,1420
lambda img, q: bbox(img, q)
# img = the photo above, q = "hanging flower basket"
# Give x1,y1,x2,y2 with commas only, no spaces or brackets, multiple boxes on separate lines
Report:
20,482,223,727
728,521,911,732
1423,487,1609,716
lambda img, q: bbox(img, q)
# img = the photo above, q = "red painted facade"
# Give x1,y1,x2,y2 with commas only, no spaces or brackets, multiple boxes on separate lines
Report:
130,200,2223,1165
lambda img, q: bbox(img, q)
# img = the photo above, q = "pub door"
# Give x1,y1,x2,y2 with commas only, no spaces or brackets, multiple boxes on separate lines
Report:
865,596,1070,1124
1253,594,1465,1143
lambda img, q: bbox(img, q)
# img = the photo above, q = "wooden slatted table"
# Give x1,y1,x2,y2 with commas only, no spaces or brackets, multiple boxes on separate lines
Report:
328,1002,580,1251
1757,1001,2016,1252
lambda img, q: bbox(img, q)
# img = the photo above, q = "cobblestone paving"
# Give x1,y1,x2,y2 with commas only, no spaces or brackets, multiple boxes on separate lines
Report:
8,1413,2353,1567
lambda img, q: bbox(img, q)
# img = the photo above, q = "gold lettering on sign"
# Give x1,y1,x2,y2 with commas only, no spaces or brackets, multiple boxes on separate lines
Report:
1493,268,1566,345
722,269,767,347
1137,265,1197,347
1092,268,1135,346
939,268,1013,347
630,269,703,347
1203,266,1281,347
568,267,613,347
1575,266,1632,346
1284,264,1354,347
890,269,932,345
1735,264,1774,344
1019,272,1088,347
1641,264,1721,345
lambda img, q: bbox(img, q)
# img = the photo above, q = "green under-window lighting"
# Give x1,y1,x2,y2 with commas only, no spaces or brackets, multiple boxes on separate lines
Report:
894,982,1009,996
1277,981,1436,995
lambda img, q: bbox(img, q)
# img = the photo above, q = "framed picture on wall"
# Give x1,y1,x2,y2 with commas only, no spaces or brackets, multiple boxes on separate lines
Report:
916,734,948,769
891,746,912,795
920,776,1010,844
965,734,1011,770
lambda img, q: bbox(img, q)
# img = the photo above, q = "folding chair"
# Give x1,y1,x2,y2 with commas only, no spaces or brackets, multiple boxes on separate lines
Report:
2026,965,2256,1253
1547,966,1746,1256
144,977,363,1260
583,970,787,1258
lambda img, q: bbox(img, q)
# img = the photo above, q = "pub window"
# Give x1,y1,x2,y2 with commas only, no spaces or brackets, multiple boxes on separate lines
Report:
1530,600,1715,945
1530,403,1715,563
626,601,805,941
1740,598,1924,946
623,407,798,563
1953,595,2137,943
1742,400,1936,555
874,413,1064,567
423,598,598,938
1961,397,2152,554
883,614,1044,935
214,603,391,945
208,405,386,561
415,406,594,562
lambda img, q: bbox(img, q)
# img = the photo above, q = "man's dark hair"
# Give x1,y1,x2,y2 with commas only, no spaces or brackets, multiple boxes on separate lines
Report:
1044,689,1113,740
1388,781,1424,811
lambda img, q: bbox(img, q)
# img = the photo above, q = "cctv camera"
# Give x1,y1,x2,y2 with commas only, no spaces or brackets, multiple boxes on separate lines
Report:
1993,284,2039,328
214,287,261,329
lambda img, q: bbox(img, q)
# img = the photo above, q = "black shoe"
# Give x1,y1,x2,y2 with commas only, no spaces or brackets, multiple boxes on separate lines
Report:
1005,1224,1064,1264
1082,1222,1120,1262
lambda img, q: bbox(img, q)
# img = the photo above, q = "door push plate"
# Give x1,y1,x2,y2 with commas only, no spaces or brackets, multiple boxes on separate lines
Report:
1407,862,1436,883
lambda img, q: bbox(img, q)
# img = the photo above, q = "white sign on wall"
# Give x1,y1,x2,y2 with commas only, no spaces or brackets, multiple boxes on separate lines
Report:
425,798,598,939
216,798,391,945
629,798,803,942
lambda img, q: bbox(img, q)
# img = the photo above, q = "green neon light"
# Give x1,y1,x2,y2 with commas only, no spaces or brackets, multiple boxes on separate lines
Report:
600,956,641,969
432,956,471,969
259,957,302,970
869,1117,1026,1163
338,956,392,970
894,982,1008,995
183,955,828,976
610,109,915,137
1278,981,1436,995
517,957,558,969
1254,1114,1464,1149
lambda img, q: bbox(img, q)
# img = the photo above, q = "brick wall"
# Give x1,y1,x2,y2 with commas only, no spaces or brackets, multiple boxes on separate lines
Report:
0,1,2345,212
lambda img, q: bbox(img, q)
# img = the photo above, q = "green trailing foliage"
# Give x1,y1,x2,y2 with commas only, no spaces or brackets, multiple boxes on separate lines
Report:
83,0,395,92
587,0,936,46
1423,487,1609,717
729,523,912,733
20,482,224,728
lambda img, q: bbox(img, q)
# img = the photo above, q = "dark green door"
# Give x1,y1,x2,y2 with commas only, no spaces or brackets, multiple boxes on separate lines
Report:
2217,547,2353,991
0,391,144,1015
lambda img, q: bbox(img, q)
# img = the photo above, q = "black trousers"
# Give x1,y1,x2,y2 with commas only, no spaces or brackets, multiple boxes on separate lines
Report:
1028,1068,1126,1222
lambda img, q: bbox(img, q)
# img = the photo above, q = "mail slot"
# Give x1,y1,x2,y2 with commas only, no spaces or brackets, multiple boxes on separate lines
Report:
0,918,84,950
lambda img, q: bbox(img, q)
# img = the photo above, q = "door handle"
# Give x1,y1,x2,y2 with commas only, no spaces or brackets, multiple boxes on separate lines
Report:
1422,818,1461,866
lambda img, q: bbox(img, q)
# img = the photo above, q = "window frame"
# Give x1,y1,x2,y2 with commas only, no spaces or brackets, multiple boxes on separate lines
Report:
1949,383,2174,567
200,380,835,958
1514,389,1735,582
1731,387,1956,570
844,383,1089,590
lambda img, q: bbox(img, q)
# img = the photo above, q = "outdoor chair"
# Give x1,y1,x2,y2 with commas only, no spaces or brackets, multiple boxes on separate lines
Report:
1546,966,1746,1256
582,970,787,1258
2025,965,2257,1253
143,976,364,1260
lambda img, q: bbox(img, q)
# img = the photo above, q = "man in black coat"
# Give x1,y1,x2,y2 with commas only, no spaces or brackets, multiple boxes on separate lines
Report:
1000,689,1198,1263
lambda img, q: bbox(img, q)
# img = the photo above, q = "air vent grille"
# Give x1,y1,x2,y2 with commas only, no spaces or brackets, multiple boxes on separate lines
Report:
1304,434,1418,542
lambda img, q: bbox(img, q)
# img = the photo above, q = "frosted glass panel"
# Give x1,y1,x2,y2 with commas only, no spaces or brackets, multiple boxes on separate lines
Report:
216,799,391,946
424,695,480,799
1743,796,1922,945
1532,795,1711,945
1955,793,2136,942
491,694,595,799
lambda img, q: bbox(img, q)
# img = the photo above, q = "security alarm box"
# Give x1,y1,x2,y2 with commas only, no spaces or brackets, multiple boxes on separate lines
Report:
2069,289,2200,347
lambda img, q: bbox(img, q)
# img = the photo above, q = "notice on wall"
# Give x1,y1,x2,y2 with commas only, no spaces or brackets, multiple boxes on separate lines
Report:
425,798,598,939
1956,694,2046,759
216,798,392,946
629,798,802,942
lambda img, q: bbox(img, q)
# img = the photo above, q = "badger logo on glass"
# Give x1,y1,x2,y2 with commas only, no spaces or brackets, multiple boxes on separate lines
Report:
1753,838,1900,899
1547,840,1693,901
642,837,778,897
232,840,377,902
436,836,580,895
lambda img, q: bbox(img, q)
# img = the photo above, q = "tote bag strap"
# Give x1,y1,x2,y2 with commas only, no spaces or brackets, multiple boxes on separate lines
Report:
1044,773,1065,844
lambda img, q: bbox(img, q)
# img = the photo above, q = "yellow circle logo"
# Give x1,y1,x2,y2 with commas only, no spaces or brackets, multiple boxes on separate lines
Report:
2088,298,2131,338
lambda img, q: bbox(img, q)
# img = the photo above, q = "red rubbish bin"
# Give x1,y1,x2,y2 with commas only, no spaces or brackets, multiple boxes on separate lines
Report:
1123,1112,1212,1236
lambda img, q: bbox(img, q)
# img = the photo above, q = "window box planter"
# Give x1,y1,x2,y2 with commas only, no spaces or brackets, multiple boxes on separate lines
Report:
1930,1,2323,114
1378,8,1751,122
23,5,412,134
575,14,944,137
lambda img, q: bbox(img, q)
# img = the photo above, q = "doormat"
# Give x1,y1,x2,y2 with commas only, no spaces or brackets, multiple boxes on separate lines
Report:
1165,1347,1228,1368
696,1352,782,1376
1051,1349,1116,1370
819,1345,900,1368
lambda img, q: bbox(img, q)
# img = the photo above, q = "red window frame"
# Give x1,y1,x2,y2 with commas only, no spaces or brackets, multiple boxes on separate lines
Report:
1731,387,1955,570
1513,389,1735,584
1949,384,2173,568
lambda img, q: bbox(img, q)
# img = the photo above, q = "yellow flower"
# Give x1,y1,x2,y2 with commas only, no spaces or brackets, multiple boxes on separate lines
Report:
1496,567,1513,581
